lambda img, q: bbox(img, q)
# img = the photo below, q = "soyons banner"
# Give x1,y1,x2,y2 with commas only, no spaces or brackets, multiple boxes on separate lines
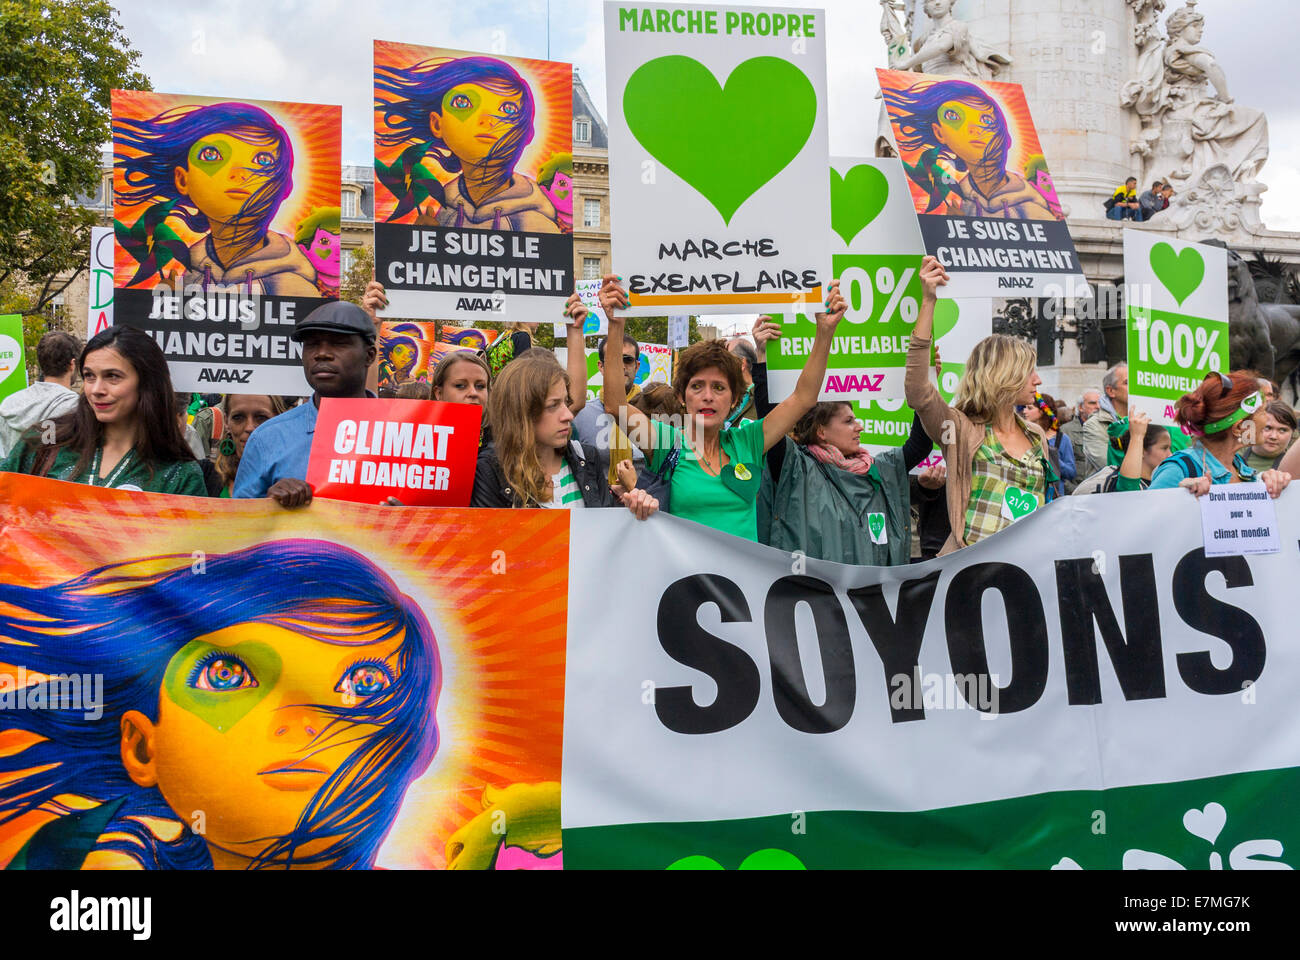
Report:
0,475,1295,869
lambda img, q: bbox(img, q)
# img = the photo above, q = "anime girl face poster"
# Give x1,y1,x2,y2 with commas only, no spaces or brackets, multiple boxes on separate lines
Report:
876,69,1085,299
111,90,342,394
373,41,574,324
0,475,564,870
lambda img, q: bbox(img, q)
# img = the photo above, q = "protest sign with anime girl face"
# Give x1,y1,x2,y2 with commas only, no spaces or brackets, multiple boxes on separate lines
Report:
110,91,341,394
372,42,574,323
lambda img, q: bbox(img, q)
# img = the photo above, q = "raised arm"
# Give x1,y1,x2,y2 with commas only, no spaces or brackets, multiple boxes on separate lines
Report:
904,256,959,446
760,281,848,452
1118,410,1146,485
562,291,589,415
598,275,655,457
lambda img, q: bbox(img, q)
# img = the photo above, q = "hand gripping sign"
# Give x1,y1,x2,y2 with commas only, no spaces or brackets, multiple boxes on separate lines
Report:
307,398,482,506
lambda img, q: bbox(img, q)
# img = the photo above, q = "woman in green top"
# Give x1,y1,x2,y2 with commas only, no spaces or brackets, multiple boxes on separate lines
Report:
1,326,204,496
1244,401,1296,473
598,274,849,542
1073,409,1172,493
212,394,293,497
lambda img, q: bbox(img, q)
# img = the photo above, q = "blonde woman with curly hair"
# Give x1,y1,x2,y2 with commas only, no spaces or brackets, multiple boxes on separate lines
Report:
904,255,1052,553
470,357,658,519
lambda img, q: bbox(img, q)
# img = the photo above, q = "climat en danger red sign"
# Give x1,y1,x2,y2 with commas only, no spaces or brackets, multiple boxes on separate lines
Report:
307,398,482,506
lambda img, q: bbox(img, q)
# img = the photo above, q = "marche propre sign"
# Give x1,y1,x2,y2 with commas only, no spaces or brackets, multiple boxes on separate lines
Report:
0,315,27,404
306,397,482,506
604,1,831,316
1123,232,1229,427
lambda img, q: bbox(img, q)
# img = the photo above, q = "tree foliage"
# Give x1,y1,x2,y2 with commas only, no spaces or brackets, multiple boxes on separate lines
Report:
340,243,375,307
0,0,149,313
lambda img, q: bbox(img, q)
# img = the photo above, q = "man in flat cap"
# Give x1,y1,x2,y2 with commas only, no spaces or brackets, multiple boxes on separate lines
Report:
233,301,377,505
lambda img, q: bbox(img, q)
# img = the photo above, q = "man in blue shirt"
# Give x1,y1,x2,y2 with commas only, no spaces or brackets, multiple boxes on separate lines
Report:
233,301,377,505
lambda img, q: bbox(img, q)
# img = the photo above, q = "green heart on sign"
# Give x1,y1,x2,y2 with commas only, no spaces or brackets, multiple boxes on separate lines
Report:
867,511,886,541
1004,485,1038,520
932,299,960,341
830,164,889,246
624,55,817,225
1149,242,1205,307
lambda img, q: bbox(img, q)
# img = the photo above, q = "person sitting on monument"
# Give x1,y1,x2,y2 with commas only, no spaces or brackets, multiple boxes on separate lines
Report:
1105,177,1144,221
1138,180,1166,220
1152,372,1291,497
905,256,1056,553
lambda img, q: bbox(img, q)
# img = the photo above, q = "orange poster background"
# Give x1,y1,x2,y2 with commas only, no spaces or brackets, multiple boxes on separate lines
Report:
111,90,342,289
876,68,1056,220
373,40,572,224
0,475,565,870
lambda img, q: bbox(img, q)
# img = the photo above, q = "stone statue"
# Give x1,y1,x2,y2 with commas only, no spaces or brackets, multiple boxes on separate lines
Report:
886,0,1012,80
876,0,1012,157
1121,1,1269,233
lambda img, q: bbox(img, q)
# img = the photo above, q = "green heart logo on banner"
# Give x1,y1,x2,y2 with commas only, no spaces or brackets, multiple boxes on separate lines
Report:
932,299,960,341
1004,485,1038,520
867,511,886,543
830,164,889,246
624,55,817,225
1149,242,1205,307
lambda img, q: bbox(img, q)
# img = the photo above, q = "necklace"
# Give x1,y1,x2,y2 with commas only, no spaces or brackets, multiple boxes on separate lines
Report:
692,439,724,476
86,446,137,488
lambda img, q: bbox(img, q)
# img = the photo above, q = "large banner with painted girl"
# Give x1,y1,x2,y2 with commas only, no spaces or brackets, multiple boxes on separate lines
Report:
110,91,341,395
373,41,574,324
0,475,563,870
876,69,1085,300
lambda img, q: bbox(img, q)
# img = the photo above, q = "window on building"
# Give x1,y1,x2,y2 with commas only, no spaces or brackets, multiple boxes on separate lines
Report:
341,248,355,278
583,198,601,229
341,189,359,219
101,175,112,208
574,118,591,144
50,292,66,320
582,257,601,280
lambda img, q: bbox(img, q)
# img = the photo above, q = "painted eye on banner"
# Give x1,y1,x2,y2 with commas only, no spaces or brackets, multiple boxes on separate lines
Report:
190,653,258,691
197,145,222,163
336,662,394,699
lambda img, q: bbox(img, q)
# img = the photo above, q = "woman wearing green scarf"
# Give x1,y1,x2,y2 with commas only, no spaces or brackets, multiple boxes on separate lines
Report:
1,327,204,496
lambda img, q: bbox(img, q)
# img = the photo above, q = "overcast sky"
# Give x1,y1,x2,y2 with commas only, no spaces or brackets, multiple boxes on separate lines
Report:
110,0,1297,311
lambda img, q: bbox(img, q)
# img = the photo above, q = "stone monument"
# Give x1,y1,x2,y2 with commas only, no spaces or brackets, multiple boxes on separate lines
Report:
877,0,1300,404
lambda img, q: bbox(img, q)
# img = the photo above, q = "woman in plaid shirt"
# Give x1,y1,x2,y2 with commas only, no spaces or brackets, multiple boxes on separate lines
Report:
904,256,1055,553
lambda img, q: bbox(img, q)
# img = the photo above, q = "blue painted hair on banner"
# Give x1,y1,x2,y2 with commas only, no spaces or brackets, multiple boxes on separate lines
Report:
115,102,296,265
883,78,1010,183
0,539,440,869
375,56,536,199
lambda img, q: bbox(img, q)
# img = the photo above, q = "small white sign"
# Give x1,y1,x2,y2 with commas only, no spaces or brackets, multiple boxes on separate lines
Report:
668,315,690,348
1200,482,1280,557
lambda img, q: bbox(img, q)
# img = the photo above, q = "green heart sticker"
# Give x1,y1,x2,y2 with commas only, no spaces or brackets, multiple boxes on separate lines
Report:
867,511,887,544
624,55,817,225
1003,485,1038,521
932,299,960,341
830,164,889,246
719,461,759,502
1149,242,1204,307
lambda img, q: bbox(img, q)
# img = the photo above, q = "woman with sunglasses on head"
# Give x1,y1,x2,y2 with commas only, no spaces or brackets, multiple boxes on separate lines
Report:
1152,372,1291,497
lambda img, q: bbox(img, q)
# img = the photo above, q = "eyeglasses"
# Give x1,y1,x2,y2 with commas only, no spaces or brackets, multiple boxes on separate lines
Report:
622,355,637,367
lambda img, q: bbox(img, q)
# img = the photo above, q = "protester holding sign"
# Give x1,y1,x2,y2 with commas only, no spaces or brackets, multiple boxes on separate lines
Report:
430,351,491,407
0,327,203,495
752,320,936,565
233,301,377,506
1153,372,1292,497
1072,410,1171,494
598,275,849,542
471,357,658,519
905,256,1055,553
1020,392,1074,500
